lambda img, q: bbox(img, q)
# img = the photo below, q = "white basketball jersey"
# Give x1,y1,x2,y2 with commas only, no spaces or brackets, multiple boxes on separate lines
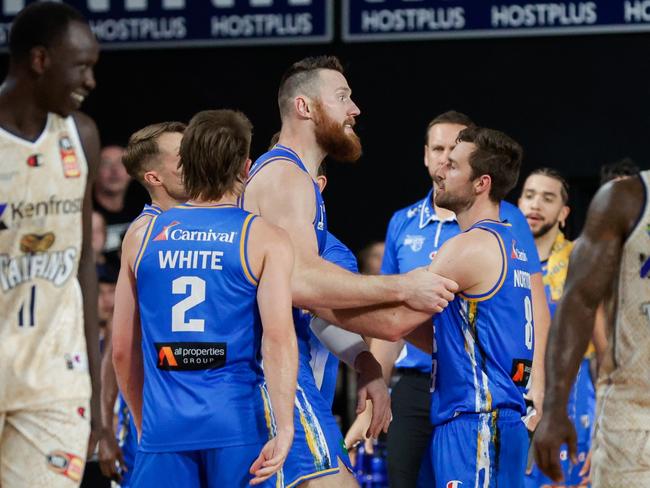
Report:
597,170,650,430
0,113,91,410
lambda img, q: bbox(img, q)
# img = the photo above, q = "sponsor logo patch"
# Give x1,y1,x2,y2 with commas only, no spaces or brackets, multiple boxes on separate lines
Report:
404,234,425,252
46,451,84,481
0,196,82,231
511,240,528,262
155,342,226,371
59,135,80,178
154,221,236,243
20,232,55,253
510,358,532,386
64,352,88,372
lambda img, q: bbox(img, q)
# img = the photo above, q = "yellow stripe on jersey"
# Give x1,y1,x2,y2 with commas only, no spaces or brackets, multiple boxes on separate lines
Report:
285,468,341,488
134,215,158,278
240,213,259,286
259,384,283,488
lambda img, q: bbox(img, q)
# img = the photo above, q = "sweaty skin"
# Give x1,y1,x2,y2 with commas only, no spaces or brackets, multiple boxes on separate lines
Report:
533,177,643,483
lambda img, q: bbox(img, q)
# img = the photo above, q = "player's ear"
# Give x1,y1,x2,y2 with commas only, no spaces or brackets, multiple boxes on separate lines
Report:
295,96,311,119
559,205,571,228
142,170,162,187
30,46,49,76
243,158,252,180
475,174,491,195
317,175,327,193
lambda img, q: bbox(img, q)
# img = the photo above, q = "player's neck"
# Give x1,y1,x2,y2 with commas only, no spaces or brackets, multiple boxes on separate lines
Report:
0,78,49,141
535,225,561,262
455,198,500,231
150,193,183,212
187,192,239,207
277,126,325,179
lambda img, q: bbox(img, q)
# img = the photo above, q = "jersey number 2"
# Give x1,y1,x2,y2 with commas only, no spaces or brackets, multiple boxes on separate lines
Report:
171,276,205,332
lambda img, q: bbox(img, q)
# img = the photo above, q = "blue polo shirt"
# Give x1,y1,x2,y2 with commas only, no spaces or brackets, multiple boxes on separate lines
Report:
382,190,541,373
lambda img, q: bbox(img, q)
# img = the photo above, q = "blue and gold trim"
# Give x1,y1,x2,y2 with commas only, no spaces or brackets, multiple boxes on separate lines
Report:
240,214,259,286
459,226,507,302
259,383,283,488
133,214,158,278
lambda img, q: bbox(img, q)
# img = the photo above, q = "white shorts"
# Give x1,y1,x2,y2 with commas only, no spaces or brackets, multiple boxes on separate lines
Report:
0,400,90,487
592,424,650,487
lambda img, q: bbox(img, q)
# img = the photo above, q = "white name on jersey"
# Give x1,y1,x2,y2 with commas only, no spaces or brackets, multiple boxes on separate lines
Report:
158,250,224,270
513,269,531,290
0,249,77,291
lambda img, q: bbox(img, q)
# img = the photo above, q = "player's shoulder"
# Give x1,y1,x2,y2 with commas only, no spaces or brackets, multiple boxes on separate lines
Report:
441,226,499,262
248,214,292,250
588,175,645,236
71,111,99,141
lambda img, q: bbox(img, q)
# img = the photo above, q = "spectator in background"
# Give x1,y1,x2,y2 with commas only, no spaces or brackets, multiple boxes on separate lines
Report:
358,241,385,275
600,157,640,184
92,146,142,260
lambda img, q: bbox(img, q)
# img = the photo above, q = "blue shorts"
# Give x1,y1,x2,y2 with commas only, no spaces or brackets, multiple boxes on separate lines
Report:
116,394,137,487
130,443,275,488
418,409,528,488
280,369,351,488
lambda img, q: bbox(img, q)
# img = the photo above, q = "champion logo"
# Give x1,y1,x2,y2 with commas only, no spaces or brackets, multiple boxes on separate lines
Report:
153,221,180,241
446,481,463,488
27,153,44,167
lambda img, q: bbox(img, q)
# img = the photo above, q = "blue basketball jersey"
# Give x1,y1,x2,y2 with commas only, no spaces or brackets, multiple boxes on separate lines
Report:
134,203,269,452
310,232,359,406
244,143,328,365
382,195,541,374
431,219,535,426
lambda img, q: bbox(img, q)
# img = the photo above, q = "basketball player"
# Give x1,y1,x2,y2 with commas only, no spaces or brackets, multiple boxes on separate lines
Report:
0,2,101,485
519,168,595,487
242,55,456,486
344,111,548,487
534,170,650,486
113,110,297,486
411,126,533,486
98,121,188,485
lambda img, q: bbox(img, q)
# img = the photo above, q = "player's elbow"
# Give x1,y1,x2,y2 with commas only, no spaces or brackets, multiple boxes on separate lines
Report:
112,340,129,370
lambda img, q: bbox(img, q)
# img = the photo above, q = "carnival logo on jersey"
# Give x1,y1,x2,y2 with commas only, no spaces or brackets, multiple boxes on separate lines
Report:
46,451,84,482
154,221,236,243
155,342,227,371
404,234,425,252
26,153,44,167
446,481,463,488
59,134,80,178
511,240,528,262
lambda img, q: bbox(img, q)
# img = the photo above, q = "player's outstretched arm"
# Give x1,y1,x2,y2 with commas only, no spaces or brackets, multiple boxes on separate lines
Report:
247,219,298,485
249,162,457,313
74,111,102,457
98,327,126,481
534,178,643,483
112,221,148,437
315,232,489,340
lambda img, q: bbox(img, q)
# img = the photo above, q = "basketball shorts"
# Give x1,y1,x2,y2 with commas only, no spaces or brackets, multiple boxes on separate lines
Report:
418,409,528,488
0,399,90,487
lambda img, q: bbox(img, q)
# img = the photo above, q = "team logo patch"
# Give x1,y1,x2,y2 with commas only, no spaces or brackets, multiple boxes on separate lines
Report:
511,240,528,262
59,135,80,178
26,153,44,167
20,232,55,253
155,342,226,371
404,234,425,252
46,451,84,481
510,358,532,386
153,221,180,241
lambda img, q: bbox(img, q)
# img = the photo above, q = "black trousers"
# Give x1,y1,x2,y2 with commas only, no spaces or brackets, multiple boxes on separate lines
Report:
386,370,433,488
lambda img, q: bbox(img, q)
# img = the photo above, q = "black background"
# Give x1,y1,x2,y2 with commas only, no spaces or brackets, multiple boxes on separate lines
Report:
4,16,649,251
